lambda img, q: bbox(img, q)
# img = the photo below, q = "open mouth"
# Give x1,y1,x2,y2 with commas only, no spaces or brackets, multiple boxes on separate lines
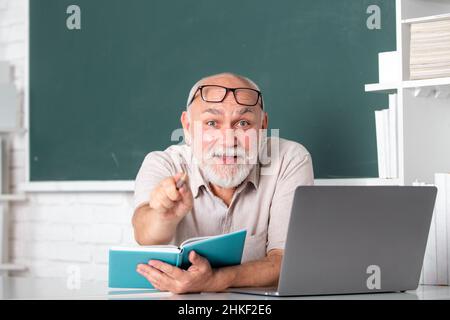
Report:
213,155,239,164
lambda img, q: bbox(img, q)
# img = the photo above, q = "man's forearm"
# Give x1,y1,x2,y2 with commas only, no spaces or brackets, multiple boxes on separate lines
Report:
132,205,178,245
208,250,283,292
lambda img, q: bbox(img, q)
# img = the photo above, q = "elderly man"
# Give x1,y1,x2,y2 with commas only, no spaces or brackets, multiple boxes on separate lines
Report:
132,72,314,294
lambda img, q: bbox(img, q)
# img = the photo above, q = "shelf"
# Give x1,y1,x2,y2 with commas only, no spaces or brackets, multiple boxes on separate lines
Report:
0,128,27,134
365,83,399,93
0,263,27,271
402,13,450,24
0,194,27,202
403,77,450,89
365,78,450,93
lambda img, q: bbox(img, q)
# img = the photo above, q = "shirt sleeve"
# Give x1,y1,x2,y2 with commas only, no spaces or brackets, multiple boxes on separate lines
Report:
133,151,176,211
267,149,314,253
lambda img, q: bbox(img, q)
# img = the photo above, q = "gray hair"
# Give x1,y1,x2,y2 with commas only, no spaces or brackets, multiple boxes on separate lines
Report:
186,72,263,110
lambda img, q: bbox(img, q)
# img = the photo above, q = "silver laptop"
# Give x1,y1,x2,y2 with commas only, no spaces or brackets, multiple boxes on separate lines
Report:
230,186,437,296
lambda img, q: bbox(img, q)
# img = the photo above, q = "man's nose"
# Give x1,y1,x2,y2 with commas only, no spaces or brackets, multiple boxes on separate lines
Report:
220,127,237,148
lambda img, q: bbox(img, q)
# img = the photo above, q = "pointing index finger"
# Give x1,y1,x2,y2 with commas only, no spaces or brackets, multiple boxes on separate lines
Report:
176,172,187,190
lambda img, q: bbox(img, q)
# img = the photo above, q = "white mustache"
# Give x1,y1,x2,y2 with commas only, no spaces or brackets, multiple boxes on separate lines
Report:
206,147,246,159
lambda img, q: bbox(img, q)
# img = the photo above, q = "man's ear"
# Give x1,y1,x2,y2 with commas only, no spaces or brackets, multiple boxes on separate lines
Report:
262,112,268,129
181,111,191,145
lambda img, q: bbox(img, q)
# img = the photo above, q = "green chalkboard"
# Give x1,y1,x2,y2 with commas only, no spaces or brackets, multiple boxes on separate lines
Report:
30,0,396,181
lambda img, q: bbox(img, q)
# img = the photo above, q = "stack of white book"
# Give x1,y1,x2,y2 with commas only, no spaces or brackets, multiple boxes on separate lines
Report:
374,94,398,179
410,19,450,80
419,173,450,285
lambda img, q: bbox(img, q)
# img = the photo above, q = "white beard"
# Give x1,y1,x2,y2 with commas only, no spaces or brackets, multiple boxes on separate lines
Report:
201,163,254,188
196,145,255,188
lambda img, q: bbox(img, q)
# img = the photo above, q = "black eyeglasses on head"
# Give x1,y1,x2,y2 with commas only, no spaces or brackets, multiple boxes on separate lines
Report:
188,85,263,109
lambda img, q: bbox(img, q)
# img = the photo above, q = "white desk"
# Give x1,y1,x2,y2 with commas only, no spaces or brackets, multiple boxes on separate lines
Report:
1,276,450,300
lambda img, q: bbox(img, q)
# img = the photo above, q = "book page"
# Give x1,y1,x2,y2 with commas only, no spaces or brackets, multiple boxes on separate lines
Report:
180,236,211,247
110,245,180,253
180,229,247,248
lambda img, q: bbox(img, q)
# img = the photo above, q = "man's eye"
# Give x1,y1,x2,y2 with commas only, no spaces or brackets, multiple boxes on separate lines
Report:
206,120,217,127
237,120,250,127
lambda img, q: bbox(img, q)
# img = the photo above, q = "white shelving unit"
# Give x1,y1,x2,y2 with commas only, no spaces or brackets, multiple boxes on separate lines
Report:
0,136,27,276
0,60,28,275
365,0,450,186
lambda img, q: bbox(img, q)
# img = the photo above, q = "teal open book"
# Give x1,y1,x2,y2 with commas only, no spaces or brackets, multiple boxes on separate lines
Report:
108,229,247,289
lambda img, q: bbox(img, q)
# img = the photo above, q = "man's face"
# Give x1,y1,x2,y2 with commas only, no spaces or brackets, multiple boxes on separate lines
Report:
181,75,268,188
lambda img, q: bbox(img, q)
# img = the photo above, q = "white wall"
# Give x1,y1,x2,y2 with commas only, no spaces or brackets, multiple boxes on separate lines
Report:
1,0,136,282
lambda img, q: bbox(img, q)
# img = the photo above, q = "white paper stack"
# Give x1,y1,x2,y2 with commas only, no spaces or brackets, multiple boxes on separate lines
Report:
410,19,450,80
419,173,450,285
378,51,401,83
374,94,398,179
